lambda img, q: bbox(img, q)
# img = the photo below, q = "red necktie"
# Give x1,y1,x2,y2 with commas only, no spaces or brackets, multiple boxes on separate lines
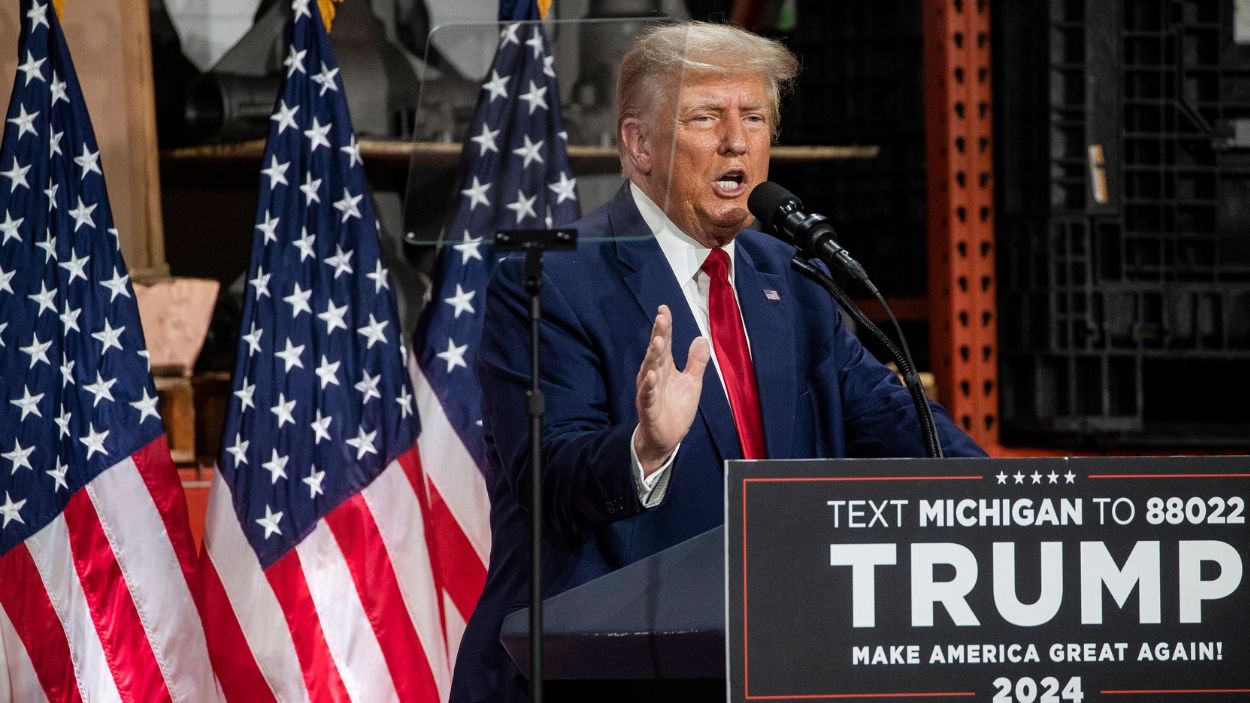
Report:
700,247,766,460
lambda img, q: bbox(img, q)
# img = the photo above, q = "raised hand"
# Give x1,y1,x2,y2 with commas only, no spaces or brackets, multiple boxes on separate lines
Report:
633,305,712,475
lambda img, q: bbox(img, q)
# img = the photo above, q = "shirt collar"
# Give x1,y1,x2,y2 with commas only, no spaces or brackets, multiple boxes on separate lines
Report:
630,181,735,285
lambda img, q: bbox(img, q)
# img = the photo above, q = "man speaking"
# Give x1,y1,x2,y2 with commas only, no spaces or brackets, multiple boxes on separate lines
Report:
450,20,985,702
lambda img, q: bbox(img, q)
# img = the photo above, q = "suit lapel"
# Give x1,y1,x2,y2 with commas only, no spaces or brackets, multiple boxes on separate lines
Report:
609,185,741,465
734,243,798,459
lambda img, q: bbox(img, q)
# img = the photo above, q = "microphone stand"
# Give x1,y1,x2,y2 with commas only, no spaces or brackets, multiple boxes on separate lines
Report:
789,256,945,459
493,227,577,703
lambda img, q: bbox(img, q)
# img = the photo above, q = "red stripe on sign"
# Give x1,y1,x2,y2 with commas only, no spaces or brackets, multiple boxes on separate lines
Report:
420,469,487,620
324,492,442,702
265,549,352,703
129,436,204,612
201,558,276,703
62,490,172,703
0,544,84,703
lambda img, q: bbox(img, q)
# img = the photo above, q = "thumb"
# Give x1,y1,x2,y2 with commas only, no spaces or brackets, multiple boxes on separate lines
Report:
684,336,712,378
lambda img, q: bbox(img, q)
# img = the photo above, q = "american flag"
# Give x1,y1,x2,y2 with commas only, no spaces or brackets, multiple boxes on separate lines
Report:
408,3,580,662
0,1,221,701
201,1,448,700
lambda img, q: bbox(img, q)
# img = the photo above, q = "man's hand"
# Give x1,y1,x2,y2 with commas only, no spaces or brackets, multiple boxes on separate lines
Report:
634,305,711,476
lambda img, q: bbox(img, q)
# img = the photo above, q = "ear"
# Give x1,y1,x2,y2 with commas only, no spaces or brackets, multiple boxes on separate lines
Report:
620,117,652,176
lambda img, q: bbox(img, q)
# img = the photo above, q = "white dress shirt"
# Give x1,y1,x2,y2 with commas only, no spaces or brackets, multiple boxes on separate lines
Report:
627,182,753,507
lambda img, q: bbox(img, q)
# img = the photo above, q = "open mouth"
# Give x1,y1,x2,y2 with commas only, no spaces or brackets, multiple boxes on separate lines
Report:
713,170,747,196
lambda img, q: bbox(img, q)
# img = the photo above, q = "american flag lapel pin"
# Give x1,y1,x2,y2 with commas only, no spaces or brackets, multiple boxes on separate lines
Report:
764,288,781,302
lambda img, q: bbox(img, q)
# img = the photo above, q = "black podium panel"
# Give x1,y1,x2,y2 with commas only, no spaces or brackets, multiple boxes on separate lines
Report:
501,525,725,681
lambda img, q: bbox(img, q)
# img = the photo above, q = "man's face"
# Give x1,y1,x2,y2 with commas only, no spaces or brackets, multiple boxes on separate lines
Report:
649,73,773,248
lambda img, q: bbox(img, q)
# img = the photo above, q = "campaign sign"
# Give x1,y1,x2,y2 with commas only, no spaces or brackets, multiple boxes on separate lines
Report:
726,456,1250,702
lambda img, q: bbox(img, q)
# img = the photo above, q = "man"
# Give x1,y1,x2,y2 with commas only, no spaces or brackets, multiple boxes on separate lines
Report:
450,20,985,702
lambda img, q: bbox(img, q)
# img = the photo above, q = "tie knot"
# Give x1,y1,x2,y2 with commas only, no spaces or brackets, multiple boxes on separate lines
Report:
701,247,730,281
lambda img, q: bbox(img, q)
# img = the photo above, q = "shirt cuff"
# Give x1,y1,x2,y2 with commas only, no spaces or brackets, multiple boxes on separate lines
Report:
630,426,677,508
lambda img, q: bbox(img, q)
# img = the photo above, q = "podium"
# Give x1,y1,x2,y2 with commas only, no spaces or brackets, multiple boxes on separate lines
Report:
500,526,726,701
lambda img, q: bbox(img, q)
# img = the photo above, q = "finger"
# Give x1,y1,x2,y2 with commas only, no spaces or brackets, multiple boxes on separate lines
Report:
656,305,674,359
684,336,712,379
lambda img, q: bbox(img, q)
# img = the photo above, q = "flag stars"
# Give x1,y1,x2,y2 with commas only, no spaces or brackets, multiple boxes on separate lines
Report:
47,458,69,492
315,355,340,389
293,227,316,261
543,54,556,78
100,267,131,302
1030,471,1043,485
48,131,63,158
3,440,35,474
512,135,545,169
324,245,354,278
130,389,161,424
3,158,32,193
0,266,14,294
355,370,382,403
396,386,414,418
525,30,546,59
454,231,484,264
548,172,578,204
59,250,91,284
74,145,102,179
1064,471,1076,484
283,283,313,318
80,423,110,460
356,314,389,349
262,156,290,190
482,69,511,102
311,62,340,96
92,319,126,355
20,332,53,368
274,339,306,373
318,300,349,335
333,188,362,222
284,46,308,77
10,385,44,421
1047,471,1060,484
68,197,97,232
26,1,50,30
36,234,56,262
311,409,333,444
291,0,312,20
436,338,469,372
367,260,390,293
226,434,249,467
340,135,363,168
303,468,326,498
499,23,521,47
506,189,537,223
0,211,23,245
1013,471,1025,485
55,406,72,438
256,210,280,244
234,380,256,411
271,99,300,134
519,80,549,115
996,471,1007,485
241,322,263,356
262,449,289,484
17,50,45,86
300,174,322,206
59,353,75,388
84,372,117,407
0,493,25,529
444,284,476,318
270,393,297,429
345,426,378,460
249,266,272,299
470,123,500,156
256,505,283,539
461,176,491,211
304,117,333,152
49,73,68,106
7,105,39,141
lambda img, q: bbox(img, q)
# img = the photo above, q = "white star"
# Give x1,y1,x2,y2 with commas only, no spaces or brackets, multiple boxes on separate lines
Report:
482,69,511,102
241,322,263,356
340,134,363,168
59,249,90,284
3,440,34,474
262,449,289,484
0,493,25,529
543,53,556,78
443,284,477,318
20,332,52,368
303,117,332,152
511,135,545,169
283,283,313,318
47,131,62,158
315,355,340,389
355,370,382,403
58,302,81,337
255,209,280,244
10,385,43,421
234,380,256,411
1047,471,1059,484
525,29,545,59
1031,471,1043,485
310,409,333,444
284,46,307,77
436,338,469,372
7,105,39,141
499,23,521,46
518,80,549,115
92,319,126,355
274,339,306,373
100,267,131,302
2,158,31,193
311,62,339,95
83,371,117,407
356,314,389,349
270,393,297,428
67,196,97,232
80,423,110,460
249,266,272,299
17,50,45,86
0,267,13,296
506,189,537,223
59,352,74,388
996,471,1007,485
225,433,249,466
1013,471,1025,485
270,99,300,134
130,388,160,423
261,155,290,190
318,300,348,334
1064,471,1076,484
300,173,322,206
293,227,316,261
396,386,414,418
74,144,102,179
55,406,71,438
548,171,578,204
291,0,312,19
324,244,354,278
303,467,326,498
453,231,484,264
332,188,362,222
367,260,390,293
0,211,23,245
345,426,378,460
461,176,491,211
0,321,5,344
256,505,283,539
47,458,68,492
49,73,67,106
470,122,500,156
26,1,49,29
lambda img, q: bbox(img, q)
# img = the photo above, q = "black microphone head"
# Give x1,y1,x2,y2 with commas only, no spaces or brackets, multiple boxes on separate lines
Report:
747,181,802,232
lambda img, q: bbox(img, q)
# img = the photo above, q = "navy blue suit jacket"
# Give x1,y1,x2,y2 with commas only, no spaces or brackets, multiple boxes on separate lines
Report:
449,184,984,702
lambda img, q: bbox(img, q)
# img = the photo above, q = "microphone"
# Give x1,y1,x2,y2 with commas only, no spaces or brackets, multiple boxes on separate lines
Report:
747,181,869,282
